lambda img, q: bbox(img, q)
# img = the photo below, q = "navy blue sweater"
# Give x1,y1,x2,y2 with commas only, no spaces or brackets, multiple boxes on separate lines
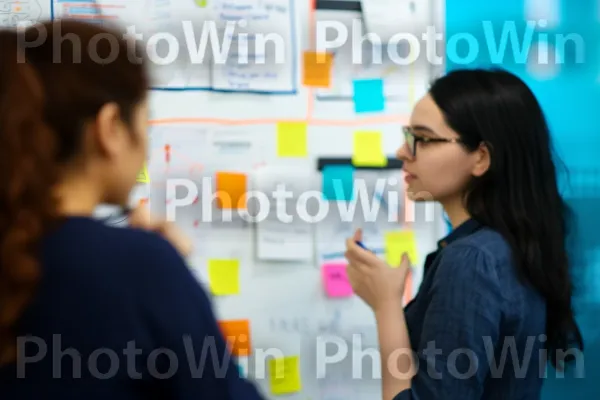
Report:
0,216,265,399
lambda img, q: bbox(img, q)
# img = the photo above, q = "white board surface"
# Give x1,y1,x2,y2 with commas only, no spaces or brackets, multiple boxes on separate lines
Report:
4,1,447,398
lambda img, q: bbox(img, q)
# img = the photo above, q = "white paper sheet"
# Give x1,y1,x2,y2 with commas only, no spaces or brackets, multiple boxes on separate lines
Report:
52,0,150,28
146,0,212,89
209,0,297,93
0,0,48,27
359,0,430,44
252,166,316,261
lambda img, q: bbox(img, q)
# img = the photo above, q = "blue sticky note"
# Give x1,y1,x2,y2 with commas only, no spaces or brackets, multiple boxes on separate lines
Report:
353,78,385,113
322,165,354,201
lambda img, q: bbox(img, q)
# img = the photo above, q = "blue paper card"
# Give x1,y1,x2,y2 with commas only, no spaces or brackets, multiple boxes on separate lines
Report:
322,165,355,201
353,78,385,113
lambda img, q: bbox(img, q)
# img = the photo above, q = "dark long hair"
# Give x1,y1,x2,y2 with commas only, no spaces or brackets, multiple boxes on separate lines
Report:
429,68,583,370
0,20,148,363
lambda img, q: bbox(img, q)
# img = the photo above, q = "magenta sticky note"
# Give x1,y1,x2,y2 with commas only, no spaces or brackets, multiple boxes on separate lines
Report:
322,263,353,297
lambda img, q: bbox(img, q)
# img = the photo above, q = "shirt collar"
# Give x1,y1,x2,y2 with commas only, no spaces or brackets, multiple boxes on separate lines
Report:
437,218,482,249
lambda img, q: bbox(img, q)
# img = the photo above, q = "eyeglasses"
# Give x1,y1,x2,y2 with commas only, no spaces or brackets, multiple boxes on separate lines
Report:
402,126,462,157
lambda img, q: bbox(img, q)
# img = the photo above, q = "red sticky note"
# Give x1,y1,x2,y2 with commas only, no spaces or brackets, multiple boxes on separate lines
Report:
322,263,353,297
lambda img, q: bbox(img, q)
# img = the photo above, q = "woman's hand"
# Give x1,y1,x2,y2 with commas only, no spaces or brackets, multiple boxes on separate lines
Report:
128,204,193,257
344,229,410,312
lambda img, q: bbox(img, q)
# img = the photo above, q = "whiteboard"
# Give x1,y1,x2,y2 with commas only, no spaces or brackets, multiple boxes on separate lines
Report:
4,0,447,398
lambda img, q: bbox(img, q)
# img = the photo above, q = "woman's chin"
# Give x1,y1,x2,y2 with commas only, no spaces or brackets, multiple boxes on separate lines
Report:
406,188,435,202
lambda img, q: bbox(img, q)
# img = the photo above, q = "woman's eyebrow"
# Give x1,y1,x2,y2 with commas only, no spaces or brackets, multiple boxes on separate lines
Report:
410,124,440,137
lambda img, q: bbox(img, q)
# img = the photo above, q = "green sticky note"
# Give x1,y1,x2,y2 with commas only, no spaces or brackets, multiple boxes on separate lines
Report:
195,0,207,7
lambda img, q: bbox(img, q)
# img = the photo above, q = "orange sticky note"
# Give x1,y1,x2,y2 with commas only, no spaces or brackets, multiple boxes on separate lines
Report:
303,51,332,87
216,172,247,209
219,319,251,356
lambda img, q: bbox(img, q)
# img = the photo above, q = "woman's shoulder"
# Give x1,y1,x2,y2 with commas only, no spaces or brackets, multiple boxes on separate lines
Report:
42,215,187,277
444,226,512,266
437,227,540,305
430,227,515,292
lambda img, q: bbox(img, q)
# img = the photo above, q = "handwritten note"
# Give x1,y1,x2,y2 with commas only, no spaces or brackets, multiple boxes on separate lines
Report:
384,231,418,267
219,319,251,356
277,122,307,157
136,163,149,183
352,131,387,167
353,78,385,113
208,259,240,295
268,355,302,394
215,172,247,209
303,51,332,87
322,165,354,201
211,0,296,93
360,0,429,43
257,220,313,260
322,263,353,297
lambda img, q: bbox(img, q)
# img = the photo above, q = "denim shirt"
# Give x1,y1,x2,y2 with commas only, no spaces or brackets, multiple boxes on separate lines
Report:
394,219,546,400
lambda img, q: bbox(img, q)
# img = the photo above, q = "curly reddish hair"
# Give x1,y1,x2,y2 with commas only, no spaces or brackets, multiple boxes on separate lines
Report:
0,20,148,363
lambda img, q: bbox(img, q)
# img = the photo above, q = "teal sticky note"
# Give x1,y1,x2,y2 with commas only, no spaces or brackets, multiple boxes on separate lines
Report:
322,165,354,201
353,78,385,113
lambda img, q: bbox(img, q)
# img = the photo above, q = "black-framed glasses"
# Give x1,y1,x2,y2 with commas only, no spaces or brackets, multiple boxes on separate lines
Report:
402,126,462,157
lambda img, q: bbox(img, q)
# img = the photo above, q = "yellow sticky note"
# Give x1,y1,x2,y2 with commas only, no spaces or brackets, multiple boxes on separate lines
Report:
277,122,307,157
136,163,149,183
384,231,418,267
208,259,240,295
268,356,302,394
303,51,332,87
352,131,387,167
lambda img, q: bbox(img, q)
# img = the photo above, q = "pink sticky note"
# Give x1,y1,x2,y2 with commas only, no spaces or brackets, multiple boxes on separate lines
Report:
322,263,353,297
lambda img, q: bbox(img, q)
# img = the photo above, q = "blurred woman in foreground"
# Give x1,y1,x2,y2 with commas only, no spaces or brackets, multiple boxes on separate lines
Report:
0,20,264,399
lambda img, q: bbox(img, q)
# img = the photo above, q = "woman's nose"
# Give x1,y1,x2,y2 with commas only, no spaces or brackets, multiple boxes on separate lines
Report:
396,142,413,161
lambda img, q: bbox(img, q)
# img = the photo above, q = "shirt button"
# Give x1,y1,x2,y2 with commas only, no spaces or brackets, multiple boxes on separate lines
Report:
440,241,447,247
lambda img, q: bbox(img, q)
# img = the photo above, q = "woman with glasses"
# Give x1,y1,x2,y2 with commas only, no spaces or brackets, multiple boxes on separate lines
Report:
344,68,583,400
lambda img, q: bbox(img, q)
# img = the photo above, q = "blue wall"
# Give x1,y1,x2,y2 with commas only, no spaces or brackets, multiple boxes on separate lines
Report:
446,1,600,397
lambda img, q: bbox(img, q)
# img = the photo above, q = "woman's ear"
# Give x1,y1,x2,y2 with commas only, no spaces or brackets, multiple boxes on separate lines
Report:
471,142,491,177
93,102,124,157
